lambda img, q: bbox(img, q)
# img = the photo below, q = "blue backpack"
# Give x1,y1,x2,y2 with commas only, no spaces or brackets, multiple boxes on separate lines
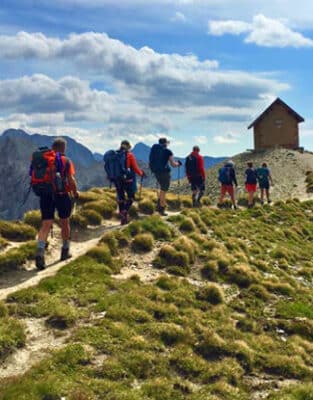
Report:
218,166,232,185
149,144,168,173
103,150,127,181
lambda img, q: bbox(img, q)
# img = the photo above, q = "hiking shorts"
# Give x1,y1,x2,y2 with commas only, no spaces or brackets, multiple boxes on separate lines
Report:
155,171,171,192
189,176,205,192
259,182,270,190
221,184,234,197
245,183,257,193
40,193,72,220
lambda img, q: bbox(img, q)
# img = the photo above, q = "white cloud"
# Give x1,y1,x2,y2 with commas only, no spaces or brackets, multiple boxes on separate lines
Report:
0,31,288,110
208,14,313,48
213,133,239,144
193,135,208,144
0,74,114,117
208,20,250,36
171,11,187,22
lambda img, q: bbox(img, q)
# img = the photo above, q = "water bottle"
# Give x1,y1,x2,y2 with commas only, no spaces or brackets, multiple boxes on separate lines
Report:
55,172,64,192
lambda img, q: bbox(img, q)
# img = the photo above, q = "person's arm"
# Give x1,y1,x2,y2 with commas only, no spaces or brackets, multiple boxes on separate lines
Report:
129,153,144,176
169,155,181,168
199,156,205,179
269,169,274,185
66,161,79,197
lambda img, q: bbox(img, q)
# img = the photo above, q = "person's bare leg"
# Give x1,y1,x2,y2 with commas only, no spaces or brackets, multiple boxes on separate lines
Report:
60,218,70,241
248,192,254,207
36,220,53,269
260,188,265,204
159,190,166,208
218,188,225,206
60,218,72,260
266,189,271,203
38,220,53,242
230,192,236,208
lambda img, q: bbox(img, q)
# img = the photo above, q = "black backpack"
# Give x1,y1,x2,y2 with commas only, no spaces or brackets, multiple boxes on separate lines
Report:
149,144,167,173
103,150,128,181
185,154,198,177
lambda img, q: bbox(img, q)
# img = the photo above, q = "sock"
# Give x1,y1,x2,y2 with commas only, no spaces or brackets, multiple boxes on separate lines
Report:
62,240,70,250
37,240,45,255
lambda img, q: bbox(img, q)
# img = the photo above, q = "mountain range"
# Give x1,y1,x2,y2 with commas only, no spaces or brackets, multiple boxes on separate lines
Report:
132,142,226,180
0,129,225,220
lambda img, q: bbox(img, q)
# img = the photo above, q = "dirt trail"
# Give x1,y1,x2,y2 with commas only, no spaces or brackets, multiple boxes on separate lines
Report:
0,221,120,301
0,318,71,379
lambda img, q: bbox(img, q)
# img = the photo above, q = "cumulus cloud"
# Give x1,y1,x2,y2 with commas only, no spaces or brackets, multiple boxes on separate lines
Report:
0,74,114,116
0,31,288,109
213,133,238,144
208,14,313,48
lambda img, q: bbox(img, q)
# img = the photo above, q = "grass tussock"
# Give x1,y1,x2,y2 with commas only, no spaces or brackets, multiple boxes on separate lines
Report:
23,210,42,229
131,233,154,253
0,221,37,242
0,241,37,273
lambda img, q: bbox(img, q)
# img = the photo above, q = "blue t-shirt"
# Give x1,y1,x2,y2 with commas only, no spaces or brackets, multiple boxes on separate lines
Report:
245,168,257,184
257,167,270,185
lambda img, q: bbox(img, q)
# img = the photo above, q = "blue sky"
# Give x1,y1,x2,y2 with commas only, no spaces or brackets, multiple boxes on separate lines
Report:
0,0,313,156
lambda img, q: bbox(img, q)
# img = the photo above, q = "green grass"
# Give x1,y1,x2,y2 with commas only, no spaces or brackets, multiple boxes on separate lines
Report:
0,317,26,360
131,233,154,253
0,221,37,241
1,197,313,399
23,210,42,229
0,241,37,273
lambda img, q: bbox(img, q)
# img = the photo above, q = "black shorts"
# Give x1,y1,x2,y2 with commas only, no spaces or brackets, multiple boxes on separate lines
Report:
259,182,270,190
40,194,72,220
155,171,171,192
189,176,205,191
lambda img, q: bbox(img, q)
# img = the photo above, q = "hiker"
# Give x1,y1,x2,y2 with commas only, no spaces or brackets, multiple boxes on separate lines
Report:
257,162,273,205
185,146,205,207
104,140,145,225
149,137,182,216
217,160,238,209
30,138,79,270
245,162,258,208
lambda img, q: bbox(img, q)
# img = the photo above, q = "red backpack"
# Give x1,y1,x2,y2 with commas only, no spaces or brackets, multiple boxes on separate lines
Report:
30,147,68,196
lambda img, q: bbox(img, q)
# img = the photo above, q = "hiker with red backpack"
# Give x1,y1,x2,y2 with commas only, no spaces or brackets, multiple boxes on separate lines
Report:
245,162,258,208
149,138,182,216
104,140,145,225
30,138,79,270
185,146,205,207
217,160,238,209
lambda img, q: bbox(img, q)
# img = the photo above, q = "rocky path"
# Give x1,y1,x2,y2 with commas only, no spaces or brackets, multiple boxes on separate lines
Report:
0,221,121,301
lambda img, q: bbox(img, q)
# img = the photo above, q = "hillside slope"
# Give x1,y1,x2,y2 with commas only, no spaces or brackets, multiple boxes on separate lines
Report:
0,189,313,399
174,149,313,202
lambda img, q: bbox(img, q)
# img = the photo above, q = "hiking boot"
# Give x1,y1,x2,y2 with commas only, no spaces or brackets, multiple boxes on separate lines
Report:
35,253,46,270
247,204,253,209
120,210,128,225
158,207,168,216
192,195,197,208
233,204,238,210
268,199,272,204
61,247,72,261
260,200,264,206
